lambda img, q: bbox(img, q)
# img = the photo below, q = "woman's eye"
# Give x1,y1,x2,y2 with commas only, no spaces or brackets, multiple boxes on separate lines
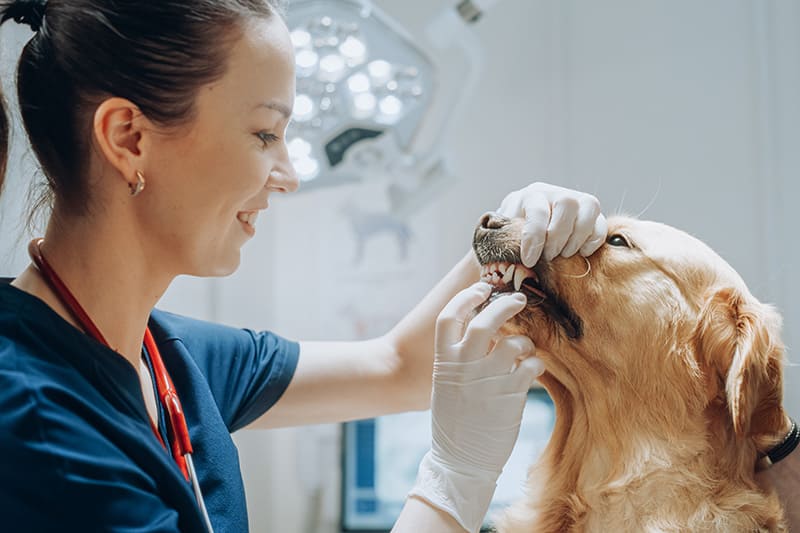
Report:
607,234,631,247
256,132,279,146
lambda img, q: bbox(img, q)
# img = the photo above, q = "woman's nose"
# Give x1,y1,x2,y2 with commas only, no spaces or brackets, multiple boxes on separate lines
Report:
479,212,511,230
268,140,300,193
268,165,299,193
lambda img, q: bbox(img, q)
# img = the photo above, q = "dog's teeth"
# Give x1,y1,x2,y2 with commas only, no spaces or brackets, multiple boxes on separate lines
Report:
513,267,526,291
491,272,500,284
502,264,515,284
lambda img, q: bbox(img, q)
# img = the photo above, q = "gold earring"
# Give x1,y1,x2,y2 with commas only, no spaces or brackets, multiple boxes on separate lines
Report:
129,170,146,197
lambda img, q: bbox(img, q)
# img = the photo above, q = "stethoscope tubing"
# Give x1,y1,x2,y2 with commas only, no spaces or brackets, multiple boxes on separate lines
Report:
187,453,214,533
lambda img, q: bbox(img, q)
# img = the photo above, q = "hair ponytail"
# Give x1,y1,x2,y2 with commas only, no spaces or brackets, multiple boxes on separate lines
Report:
0,0,48,201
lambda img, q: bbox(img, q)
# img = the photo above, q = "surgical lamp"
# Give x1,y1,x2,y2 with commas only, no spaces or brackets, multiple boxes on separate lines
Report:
285,0,502,216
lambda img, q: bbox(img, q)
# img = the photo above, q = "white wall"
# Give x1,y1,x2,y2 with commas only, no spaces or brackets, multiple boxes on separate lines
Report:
2,1,799,532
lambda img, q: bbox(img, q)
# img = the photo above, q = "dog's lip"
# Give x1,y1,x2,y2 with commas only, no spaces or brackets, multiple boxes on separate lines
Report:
538,286,583,340
480,259,583,340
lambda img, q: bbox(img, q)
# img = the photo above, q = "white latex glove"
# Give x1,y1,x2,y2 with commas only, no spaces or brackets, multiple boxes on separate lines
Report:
408,282,545,533
497,182,607,267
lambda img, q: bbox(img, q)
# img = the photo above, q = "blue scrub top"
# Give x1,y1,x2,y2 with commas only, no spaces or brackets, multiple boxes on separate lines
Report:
0,279,300,532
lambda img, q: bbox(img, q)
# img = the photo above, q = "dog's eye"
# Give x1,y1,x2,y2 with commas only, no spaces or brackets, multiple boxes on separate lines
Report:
607,234,631,247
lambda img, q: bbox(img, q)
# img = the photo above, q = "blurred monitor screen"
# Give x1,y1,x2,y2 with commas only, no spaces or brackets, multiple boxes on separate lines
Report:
341,388,555,532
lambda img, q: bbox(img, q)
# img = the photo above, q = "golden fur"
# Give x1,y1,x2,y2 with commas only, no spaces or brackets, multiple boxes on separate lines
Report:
473,215,791,533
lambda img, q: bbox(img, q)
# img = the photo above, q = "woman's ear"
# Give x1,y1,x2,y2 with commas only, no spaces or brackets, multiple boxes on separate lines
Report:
92,97,149,183
694,287,786,441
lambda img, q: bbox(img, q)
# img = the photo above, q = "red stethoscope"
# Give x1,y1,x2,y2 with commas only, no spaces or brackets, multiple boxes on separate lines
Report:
28,239,214,533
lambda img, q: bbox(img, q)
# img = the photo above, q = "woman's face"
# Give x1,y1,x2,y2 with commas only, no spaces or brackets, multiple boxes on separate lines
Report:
141,16,298,277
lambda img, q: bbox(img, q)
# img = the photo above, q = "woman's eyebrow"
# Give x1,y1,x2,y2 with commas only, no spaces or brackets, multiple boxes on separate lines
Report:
252,100,292,119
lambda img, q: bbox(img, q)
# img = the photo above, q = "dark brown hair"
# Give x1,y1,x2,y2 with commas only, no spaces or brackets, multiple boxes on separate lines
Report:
0,0,283,218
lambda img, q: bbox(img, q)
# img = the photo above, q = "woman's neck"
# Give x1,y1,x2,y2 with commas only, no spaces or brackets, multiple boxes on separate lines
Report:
11,212,174,369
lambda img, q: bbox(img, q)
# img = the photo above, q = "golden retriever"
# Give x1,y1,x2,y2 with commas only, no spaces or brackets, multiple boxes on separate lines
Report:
472,213,792,532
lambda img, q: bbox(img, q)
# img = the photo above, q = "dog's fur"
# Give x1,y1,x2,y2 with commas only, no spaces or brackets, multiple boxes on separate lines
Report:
473,214,791,533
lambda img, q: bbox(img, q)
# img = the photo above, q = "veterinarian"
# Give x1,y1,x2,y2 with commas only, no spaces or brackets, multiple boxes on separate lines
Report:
0,2,609,532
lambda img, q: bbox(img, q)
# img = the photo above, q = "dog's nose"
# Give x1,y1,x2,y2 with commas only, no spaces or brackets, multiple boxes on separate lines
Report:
479,212,510,230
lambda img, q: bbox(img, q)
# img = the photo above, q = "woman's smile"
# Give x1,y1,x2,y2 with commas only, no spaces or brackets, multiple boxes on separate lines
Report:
237,209,262,236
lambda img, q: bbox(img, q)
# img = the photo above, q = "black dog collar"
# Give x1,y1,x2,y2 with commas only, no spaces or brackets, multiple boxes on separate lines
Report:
764,418,800,466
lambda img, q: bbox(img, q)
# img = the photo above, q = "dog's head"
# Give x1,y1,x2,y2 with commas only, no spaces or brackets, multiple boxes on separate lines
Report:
473,212,787,448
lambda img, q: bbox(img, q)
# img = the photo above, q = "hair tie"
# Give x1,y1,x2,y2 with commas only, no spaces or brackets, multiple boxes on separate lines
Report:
2,0,47,33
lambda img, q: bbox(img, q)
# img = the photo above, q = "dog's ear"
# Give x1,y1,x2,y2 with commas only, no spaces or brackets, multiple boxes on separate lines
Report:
694,287,785,439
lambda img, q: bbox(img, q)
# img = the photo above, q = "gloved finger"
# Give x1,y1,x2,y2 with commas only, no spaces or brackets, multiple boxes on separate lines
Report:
435,335,533,382
483,335,535,375
435,282,493,355
496,190,523,219
543,197,580,261
578,213,608,256
457,293,527,361
510,356,546,390
520,196,551,268
560,196,602,258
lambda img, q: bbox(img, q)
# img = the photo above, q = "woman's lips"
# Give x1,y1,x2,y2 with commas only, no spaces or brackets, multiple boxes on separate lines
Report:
237,210,259,235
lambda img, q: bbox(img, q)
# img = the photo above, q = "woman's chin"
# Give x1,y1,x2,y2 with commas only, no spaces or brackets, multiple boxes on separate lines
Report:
189,252,241,278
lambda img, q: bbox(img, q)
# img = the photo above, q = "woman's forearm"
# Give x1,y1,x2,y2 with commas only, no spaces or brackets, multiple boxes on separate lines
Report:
385,250,480,409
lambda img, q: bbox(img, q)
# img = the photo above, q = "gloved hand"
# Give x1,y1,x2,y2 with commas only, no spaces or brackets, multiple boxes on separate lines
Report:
497,182,607,267
408,282,545,533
